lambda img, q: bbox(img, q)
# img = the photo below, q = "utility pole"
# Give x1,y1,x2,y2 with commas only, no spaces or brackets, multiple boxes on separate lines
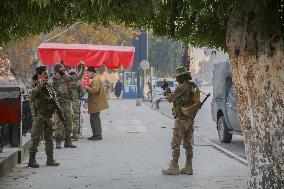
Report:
132,31,148,106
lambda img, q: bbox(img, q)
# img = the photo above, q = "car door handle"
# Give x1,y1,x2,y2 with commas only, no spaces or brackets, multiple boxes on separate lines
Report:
226,102,232,107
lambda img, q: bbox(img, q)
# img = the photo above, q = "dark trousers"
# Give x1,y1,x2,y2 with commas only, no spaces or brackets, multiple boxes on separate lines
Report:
90,112,102,137
155,98,161,109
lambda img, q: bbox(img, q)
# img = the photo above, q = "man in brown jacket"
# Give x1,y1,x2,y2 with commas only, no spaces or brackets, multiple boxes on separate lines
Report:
84,67,109,140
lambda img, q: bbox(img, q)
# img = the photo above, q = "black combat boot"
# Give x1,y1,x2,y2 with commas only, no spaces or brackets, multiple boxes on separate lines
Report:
28,153,40,168
180,159,193,175
55,138,62,149
87,135,96,140
46,155,60,166
93,135,102,140
64,140,77,148
73,133,79,141
161,160,180,175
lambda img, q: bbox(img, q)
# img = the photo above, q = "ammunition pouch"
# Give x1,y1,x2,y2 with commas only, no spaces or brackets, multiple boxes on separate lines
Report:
181,103,200,117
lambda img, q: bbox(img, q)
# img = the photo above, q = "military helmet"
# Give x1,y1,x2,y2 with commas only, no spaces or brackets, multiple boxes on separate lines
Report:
174,66,191,77
53,63,63,73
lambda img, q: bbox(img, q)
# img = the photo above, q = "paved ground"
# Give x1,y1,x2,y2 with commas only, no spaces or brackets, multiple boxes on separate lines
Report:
0,99,248,189
146,86,246,160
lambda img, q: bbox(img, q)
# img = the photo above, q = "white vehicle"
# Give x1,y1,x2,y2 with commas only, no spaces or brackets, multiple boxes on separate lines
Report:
153,78,176,99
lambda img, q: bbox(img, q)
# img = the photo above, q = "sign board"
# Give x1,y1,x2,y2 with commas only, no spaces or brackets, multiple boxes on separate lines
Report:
140,60,150,70
123,72,137,99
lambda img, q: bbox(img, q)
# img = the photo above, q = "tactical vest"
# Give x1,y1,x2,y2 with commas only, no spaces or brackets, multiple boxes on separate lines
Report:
69,80,85,101
172,81,197,120
30,82,55,118
52,77,73,103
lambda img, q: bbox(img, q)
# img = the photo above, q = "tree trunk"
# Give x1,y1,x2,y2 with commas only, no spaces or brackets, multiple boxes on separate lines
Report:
182,43,190,71
226,3,284,189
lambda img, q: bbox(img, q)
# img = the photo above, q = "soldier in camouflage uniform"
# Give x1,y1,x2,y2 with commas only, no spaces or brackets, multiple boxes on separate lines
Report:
68,71,86,140
28,66,60,168
52,62,85,148
161,66,200,175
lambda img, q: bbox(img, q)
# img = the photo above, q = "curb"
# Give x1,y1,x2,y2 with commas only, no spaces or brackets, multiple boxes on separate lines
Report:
0,138,31,177
195,133,248,166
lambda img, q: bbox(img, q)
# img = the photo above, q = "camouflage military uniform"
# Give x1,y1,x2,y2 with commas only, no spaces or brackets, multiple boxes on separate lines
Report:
162,66,200,175
52,76,75,148
69,73,86,139
52,63,85,148
29,77,59,167
167,80,199,160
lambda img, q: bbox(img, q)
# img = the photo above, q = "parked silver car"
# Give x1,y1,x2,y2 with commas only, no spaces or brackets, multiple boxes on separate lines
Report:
153,78,176,99
211,61,241,143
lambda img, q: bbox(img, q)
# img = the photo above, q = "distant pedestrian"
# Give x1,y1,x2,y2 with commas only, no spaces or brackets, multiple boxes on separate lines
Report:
146,81,153,101
84,67,109,140
28,66,60,168
114,80,123,99
151,97,161,110
104,79,111,99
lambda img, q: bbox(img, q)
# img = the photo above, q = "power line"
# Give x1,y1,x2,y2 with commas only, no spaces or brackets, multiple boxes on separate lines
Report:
43,22,80,43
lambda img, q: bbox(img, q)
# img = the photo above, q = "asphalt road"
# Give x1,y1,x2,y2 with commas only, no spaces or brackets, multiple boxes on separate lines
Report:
144,85,247,160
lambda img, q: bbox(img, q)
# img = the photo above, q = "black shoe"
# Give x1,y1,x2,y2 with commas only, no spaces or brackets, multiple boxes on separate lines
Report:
55,139,62,149
64,141,77,148
93,136,102,140
87,136,96,140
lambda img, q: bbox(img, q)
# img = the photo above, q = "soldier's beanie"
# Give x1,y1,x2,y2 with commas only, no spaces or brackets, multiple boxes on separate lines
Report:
35,66,47,74
87,67,96,73
54,63,63,73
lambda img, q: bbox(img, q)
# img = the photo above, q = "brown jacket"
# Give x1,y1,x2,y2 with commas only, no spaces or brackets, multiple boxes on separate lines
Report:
86,75,109,113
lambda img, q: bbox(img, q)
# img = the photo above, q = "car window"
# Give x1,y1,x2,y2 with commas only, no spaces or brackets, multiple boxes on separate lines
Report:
155,81,174,88
226,77,232,96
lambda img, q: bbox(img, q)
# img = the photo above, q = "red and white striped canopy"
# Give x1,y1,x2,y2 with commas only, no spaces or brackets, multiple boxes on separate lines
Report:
38,43,135,69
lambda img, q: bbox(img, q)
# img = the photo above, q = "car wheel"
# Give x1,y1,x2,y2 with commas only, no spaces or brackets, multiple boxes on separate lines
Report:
217,116,232,143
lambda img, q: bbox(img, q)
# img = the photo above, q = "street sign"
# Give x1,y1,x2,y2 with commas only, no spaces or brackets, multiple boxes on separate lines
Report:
123,72,137,99
140,60,150,70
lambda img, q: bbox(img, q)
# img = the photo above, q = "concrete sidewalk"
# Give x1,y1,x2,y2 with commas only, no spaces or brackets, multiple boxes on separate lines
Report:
0,99,248,189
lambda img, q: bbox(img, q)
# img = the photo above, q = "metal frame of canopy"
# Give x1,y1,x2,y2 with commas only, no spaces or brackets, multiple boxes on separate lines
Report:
38,43,135,69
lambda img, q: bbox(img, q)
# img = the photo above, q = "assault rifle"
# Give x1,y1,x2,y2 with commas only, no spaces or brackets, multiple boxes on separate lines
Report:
42,81,67,129
192,93,211,120
77,99,82,138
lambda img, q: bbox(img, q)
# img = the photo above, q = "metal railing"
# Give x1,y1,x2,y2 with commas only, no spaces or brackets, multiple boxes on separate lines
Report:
0,124,11,153
22,97,32,136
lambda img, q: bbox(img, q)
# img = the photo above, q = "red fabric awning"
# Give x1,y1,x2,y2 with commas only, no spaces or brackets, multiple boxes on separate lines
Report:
38,43,135,69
